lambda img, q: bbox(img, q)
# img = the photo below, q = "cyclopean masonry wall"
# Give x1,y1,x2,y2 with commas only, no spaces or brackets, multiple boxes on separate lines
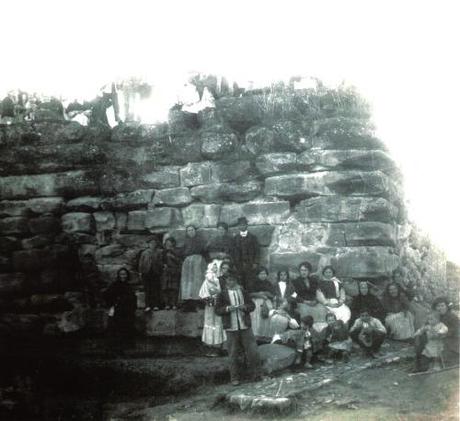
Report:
0,83,455,340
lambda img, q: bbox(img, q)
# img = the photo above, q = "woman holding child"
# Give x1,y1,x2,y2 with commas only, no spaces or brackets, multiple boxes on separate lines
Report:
382,282,415,340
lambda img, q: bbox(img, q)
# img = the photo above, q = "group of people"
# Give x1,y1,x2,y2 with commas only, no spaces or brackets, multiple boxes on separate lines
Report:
103,217,459,384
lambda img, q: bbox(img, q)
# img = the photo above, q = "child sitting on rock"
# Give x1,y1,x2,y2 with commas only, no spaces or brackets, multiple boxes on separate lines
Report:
413,312,448,372
321,312,352,363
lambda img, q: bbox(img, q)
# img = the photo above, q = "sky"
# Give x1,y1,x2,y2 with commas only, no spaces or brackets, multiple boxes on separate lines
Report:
1,0,459,263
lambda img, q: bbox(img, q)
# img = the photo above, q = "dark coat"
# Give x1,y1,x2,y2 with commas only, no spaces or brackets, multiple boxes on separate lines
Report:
215,286,255,330
291,276,319,302
231,233,259,271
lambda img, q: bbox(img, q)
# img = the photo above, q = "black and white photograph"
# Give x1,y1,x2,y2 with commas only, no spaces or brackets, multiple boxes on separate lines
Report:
0,1,458,420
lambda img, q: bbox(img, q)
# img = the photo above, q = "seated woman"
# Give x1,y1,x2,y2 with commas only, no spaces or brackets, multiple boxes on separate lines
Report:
248,266,275,342
317,266,351,325
321,312,352,362
382,282,415,340
413,312,448,372
349,280,386,326
199,259,226,356
350,311,387,358
291,261,328,325
432,296,459,367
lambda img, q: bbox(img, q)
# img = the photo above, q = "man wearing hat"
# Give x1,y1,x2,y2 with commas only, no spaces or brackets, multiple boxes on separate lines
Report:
231,216,260,290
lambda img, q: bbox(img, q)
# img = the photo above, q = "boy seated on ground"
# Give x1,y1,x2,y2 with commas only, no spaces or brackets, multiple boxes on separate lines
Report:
413,312,448,373
321,312,352,363
350,311,387,358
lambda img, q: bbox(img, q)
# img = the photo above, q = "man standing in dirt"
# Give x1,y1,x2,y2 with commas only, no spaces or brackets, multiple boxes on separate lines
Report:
138,237,163,311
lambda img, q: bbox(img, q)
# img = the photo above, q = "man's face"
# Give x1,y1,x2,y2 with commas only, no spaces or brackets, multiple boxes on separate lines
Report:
226,276,237,289
221,264,230,275
217,226,226,236
435,302,448,315
360,313,370,323
239,223,248,232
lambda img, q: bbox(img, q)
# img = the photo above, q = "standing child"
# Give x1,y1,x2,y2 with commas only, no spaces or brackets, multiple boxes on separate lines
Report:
296,315,318,368
413,312,448,372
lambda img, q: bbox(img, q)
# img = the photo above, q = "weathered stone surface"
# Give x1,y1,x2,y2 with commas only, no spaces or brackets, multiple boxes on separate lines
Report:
152,187,192,207
211,161,252,183
145,309,204,337
21,235,54,249
29,294,72,312
176,310,204,337
272,120,311,152
168,109,199,133
220,201,291,226
95,245,125,261
105,189,155,211
98,169,140,196
0,273,25,295
142,167,181,189
265,171,394,199
180,162,212,187
255,153,298,176
295,196,397,223
66,196,104,212
331,246,400,279
127,211,147,232
114,234,157,248
0,170,99,200
228,225,275,247
297,150,395,172
258,343,297,374
12,249,52,271
145,208,182,230
300,222,396,248
115,212,128,232
111,122,154,143
245,126,276,156
200,126,238,160
216,95,263,133
0,236,21,252
0,200,29,217
27,197,64,214
0,256,11,271
191,180,262,203
28,216,60,234
269,250,325,273
61,213,94,233
181,204,221,227
93,212,116,231
0,217,29,235
0,313,44,335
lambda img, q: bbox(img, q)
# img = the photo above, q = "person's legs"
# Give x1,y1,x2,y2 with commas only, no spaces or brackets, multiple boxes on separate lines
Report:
351,328,372,355
370,331,386,353
240,328,261,380
226,330,242,383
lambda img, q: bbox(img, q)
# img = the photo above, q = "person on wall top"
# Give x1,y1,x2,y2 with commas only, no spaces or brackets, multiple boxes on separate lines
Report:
215,264,261,386
316,265,351,325
291,262,327,324
349,280,386,326
206,222,233,262
231,217,259,290
138,237,163,312
382,282,415,341
179,225,207,311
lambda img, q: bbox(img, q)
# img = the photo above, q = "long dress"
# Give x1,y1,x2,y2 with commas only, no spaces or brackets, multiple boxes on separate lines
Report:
382,294,415,340
199,261,226,346
180,235,207,301
248,278,275,340
317,277,351,324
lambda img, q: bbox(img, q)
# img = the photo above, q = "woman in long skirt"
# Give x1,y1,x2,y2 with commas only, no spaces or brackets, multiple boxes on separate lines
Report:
180,225,207,310
199,259,226,356
382,282,415,340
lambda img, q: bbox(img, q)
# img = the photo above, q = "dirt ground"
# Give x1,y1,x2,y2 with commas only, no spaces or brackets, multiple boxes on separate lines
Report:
104,344,459,421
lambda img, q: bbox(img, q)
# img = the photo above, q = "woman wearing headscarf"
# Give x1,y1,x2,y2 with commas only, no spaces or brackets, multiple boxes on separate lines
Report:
179,225,207,310
349,280,386,326
382,282,415,340
199,259,226,356
432,296,459,366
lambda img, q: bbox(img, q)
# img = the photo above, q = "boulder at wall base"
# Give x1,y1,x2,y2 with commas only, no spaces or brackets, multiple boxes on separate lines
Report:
255,153,298,176
0,170,99,200
28,216,61,234
145,208,182,231
200,126,238,160
145,309,204,337
181,204,221,228
191,180,263,203
152,187,192,207
0,217,29,235
295,196,398,223
219,201,290,226
264,171,395,199
258,343,297,374
61,213,95,233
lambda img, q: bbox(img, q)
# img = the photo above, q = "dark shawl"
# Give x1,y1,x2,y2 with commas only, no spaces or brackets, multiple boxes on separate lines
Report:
350,293,386,325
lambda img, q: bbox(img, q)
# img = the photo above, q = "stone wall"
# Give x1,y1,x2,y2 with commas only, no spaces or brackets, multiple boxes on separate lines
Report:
0,83,453,338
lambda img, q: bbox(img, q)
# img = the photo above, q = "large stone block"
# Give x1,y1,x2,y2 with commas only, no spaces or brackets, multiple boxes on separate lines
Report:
271,120,312,152
181,204,221,228
200,126,238,160
216,95,263,133
210,161,252,183
331,246,400,279
269,250,325,273
142,167,181,189
297,150,396,172
12,249,52,272
61,213,94,233
258,343,297,374
295,196,398,223
0,170,99,200
265,171,394,199
27,197,64,214
255,153,298,176
245,126,276,156
180,162,212,187
0,256,11,271
21,235,54,249
95,244,125,261
66,196,104,212
127,211,147,232
105,189,155,211
0,200,29,217
114,234,157,248
145,310,177,336
0,217,29,235
0,273,26,295
191,180,262,203
0,236,21,252
176,310,204,337
153,187,192,207
93,212,116,232
220,201,291,226
145,208,182,230
28,216,61,234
